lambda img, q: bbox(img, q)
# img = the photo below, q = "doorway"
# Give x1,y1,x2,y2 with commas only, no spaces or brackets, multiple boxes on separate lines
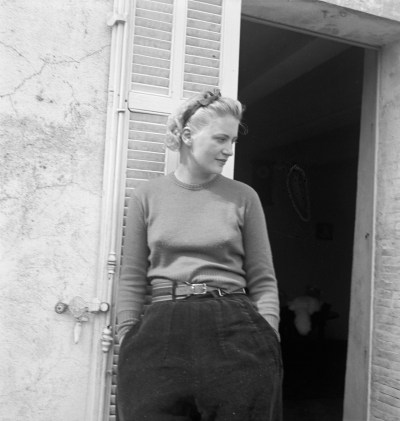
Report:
235,18,365,421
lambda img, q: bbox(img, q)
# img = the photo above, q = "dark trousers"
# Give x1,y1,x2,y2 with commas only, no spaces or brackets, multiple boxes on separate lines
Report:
117,294,283,421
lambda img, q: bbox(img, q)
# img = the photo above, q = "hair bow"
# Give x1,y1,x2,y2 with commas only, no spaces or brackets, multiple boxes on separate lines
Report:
181,88,222,128
197,88,221,106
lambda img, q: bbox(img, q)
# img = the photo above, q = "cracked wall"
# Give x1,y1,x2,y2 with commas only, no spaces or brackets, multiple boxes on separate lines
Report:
321,0,400,21
0,1,112,420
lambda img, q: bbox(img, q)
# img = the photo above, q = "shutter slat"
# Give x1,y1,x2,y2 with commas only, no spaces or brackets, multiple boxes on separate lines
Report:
136,17,172,32
185,73,219,85
185,63,219,77
128,150,165,162
127,159,165,172
189,0,222,15
132,74,170,88
133,45,171,61
187,18,220,33
130,113,168,124
131,83,169,95
187,9,221,24
186,45,220,60
184,82,218,95
127,169,165,180
149,0,174,4
126,179,149,190
129,120,167,133
129,130,166,143
136,8,173,23
135,26,172,42
128,140,166,153
133,64,170,79
187,27,220,42
136,0,173,14
193,0,222,5
134,35,171,51
186,35,220,51
185,54,219,68
133,54,170,69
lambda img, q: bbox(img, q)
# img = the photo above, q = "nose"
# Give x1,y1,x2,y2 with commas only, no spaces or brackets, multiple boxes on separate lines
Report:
222,142,234,156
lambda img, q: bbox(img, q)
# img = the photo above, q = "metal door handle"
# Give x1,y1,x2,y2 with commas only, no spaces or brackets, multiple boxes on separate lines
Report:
55,297,110,343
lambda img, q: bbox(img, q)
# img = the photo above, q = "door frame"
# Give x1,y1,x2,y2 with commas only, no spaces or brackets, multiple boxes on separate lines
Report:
240,2,395,420
342,48,379,421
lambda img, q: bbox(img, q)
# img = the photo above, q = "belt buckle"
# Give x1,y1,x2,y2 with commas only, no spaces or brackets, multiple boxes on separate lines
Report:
191,283,207,295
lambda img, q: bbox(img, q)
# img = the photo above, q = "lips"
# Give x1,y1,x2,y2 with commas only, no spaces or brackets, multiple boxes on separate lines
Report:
216,159,227,164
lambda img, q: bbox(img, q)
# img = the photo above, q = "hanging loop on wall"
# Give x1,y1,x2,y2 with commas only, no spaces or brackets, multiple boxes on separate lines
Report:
287,164,311,222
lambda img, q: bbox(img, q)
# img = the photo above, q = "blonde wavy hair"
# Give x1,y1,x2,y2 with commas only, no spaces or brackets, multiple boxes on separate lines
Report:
165,89,244,151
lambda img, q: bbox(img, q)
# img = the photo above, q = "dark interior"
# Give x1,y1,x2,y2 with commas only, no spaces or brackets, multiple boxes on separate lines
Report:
235,18,365,421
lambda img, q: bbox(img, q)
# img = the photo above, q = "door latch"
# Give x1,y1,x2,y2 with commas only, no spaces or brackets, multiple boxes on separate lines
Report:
55,297,110,343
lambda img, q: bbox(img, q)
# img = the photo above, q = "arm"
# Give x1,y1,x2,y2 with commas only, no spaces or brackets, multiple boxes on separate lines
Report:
242,189,280,333
116,193,149,343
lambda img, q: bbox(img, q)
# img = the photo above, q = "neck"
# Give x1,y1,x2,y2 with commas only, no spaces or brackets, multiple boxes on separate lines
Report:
174,164,217,185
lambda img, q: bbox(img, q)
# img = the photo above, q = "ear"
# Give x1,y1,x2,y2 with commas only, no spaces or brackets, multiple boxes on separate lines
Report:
181,128,192,146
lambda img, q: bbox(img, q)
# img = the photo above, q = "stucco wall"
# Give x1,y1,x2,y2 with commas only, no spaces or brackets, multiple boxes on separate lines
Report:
371,38,400,420
0,1,112,420
322,0,400,21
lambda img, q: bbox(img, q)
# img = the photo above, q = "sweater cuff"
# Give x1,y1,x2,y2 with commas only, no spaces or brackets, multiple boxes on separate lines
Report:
264,314,279,331
117,310,141,344
264,315,281,342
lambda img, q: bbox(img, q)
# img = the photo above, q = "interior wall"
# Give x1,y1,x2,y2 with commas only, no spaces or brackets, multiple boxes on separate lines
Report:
236,130,359,340
235,40,364,340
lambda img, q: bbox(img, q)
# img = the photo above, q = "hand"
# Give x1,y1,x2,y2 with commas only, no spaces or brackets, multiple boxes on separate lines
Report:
100,327,114,352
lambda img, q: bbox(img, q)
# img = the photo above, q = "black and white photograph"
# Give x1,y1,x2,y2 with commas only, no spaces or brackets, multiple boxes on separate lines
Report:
2,1,400,420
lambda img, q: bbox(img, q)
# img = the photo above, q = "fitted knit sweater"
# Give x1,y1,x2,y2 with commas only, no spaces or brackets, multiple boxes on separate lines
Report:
117,173,280,339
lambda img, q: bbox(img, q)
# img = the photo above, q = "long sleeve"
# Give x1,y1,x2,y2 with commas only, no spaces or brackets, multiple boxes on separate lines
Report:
116,194,149,338
242,190,280,332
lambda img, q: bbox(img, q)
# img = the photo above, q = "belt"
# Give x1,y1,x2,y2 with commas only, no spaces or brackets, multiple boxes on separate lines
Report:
152,281,246,303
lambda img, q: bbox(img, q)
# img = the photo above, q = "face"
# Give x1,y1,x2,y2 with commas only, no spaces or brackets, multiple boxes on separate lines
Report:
184,114,239,181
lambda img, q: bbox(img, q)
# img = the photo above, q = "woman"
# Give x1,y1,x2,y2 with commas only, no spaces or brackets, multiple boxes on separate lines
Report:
117,89,282,420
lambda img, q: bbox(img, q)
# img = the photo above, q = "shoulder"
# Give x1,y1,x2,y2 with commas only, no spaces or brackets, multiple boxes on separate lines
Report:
130,174,172,200
217,176,259,199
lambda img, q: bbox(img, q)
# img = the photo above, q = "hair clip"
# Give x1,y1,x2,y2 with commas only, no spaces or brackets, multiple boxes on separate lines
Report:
197,88,221,106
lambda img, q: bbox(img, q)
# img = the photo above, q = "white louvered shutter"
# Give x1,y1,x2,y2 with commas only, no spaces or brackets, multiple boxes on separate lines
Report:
131,0,174,95
108,1,241,419
183,0,222,96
